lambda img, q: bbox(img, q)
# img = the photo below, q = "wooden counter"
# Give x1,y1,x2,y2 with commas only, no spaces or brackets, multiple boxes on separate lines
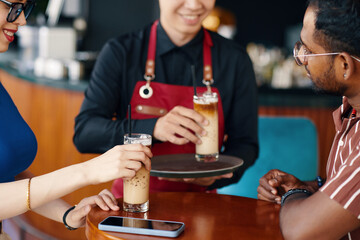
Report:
86,192,283,240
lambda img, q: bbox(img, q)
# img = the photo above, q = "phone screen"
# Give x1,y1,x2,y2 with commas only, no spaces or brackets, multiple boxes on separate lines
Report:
100,217,184,232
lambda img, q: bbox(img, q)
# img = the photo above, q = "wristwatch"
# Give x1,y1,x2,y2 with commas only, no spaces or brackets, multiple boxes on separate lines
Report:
281,188,312,206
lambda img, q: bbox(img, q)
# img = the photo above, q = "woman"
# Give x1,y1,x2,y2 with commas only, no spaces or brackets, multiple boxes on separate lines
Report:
74,0,258,197
0,0,152,237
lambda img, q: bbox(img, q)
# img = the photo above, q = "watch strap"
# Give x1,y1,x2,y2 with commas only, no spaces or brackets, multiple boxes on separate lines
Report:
281,188,312,206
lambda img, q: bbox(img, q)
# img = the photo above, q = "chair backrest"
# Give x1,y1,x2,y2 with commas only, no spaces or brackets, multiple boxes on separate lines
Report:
218,116,319,198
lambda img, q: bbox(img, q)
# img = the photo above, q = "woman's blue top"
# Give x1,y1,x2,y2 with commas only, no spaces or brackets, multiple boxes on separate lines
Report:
0,82,37,183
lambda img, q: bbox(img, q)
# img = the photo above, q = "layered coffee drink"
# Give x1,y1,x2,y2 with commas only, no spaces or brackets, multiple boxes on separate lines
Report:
123,134,151,212
193,92,219,162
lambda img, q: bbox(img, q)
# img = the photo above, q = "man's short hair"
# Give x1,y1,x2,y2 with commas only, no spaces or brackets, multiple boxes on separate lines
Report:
308,0,360,58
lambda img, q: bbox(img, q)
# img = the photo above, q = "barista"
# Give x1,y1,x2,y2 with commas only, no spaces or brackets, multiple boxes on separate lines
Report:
73,0,258,196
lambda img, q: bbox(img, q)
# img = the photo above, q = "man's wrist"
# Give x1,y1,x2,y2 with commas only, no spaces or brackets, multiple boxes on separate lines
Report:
281,188,312,206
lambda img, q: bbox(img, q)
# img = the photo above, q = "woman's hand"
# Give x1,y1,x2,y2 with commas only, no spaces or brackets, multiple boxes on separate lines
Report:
65,189,118,229
153,106,208,145
83,144,152,185
257,169,309,204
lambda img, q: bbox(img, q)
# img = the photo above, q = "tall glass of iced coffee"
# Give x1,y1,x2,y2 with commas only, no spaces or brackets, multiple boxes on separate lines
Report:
193,92,219,162
123,133,151,212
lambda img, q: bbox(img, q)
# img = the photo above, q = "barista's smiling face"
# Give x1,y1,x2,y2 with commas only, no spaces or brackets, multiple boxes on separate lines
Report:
0,0,27,52
159,0,215,46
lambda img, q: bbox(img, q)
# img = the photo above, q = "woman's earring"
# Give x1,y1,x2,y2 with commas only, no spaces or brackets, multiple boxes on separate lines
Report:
344,73,347,78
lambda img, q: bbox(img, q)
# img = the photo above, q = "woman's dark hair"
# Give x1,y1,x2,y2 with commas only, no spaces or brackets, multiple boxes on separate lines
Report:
308,0,360,57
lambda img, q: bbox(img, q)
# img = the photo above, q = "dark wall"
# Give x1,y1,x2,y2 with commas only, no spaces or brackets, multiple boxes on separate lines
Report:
83,0,159,51
216,0,308,48
84,0,308,52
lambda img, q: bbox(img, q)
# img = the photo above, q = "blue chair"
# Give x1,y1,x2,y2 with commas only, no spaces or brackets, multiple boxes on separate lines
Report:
218,116,319,199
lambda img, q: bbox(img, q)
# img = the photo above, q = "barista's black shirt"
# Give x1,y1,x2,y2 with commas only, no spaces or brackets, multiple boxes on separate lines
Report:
73,22,259,189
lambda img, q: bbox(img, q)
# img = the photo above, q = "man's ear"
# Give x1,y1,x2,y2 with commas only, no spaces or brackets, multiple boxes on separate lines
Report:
338,52,355,80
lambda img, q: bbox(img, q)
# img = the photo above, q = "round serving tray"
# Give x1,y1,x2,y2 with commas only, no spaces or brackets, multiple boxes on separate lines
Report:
150,154,243,178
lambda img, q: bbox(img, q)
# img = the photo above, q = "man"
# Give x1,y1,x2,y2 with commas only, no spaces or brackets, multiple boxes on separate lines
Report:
257,0,360,239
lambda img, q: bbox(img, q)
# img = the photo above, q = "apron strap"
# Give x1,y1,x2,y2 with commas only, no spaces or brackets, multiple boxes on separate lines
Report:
145,20,214,85
144,20,159,81
202,28,214,85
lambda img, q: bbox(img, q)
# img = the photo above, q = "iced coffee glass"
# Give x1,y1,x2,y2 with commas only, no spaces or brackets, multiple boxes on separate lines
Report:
123,133,151,212
193,92,219,162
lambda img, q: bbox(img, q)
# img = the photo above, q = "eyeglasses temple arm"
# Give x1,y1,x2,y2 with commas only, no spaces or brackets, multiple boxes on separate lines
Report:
351,56,360,63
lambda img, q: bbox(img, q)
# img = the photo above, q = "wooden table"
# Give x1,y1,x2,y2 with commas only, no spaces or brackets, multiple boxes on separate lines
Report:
86,192,283,240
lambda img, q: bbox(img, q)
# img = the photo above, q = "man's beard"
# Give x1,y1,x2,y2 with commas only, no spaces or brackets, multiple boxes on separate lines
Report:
308,63,347,96
310,82,346,96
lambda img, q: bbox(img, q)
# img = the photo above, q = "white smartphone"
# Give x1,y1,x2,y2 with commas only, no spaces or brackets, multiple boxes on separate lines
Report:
98,216,185,238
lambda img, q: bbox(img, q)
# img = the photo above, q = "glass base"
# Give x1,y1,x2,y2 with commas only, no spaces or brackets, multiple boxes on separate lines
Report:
195,153,219,162
123,200,149,212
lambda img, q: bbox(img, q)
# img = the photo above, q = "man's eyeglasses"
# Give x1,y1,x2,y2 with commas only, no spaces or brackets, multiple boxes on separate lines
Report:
293,41,360,66
0,0,35,23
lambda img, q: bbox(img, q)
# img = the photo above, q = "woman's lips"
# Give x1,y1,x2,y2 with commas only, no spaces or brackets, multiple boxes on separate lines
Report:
3,29,16,42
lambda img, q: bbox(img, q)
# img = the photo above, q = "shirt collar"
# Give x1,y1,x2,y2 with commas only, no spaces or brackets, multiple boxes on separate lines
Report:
333,96,353,130
156,22,204,58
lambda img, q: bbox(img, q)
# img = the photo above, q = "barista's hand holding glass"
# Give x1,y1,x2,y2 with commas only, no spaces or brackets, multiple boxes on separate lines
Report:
153,106,208,146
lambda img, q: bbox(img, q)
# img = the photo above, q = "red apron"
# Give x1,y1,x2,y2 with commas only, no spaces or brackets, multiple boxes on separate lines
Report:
111,21,225,197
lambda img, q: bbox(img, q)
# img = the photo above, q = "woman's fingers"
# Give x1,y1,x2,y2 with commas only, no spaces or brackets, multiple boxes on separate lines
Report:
99,189,119,209
98,192,119,211
118,144,152,158
122,171,136,180
66,190,120,228
66,205,91,228
121,150,151,171
126,160,142,171
114,144,152,171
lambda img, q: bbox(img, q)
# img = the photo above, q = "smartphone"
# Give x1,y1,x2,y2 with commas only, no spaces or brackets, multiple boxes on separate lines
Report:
98,216,185,238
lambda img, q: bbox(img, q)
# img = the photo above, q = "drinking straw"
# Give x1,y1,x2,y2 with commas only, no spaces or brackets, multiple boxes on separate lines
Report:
128,104,132,137
191,65,197,96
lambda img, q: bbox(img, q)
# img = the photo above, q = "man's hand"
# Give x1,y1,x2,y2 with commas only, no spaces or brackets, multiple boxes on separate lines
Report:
153,106,208,145
257,169,309,204
158,173,233,187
